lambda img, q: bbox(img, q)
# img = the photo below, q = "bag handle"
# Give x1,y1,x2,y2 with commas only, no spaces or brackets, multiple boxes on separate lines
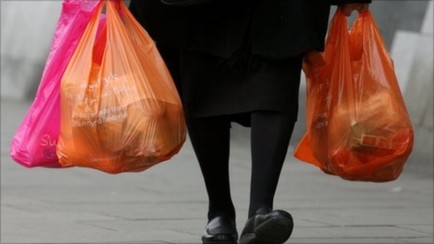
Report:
328,7,359,123
117,1,156,52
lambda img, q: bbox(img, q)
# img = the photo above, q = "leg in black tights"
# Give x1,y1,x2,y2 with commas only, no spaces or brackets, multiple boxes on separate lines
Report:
248,111,295,217
186,116,236,222
186,112,295,221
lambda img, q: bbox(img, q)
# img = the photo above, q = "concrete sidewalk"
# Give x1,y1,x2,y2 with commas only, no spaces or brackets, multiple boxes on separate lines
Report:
1,99,433,244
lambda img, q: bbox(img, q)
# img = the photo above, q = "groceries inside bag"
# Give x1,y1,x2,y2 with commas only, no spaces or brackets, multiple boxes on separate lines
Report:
57,0,186,174
294,9,413,182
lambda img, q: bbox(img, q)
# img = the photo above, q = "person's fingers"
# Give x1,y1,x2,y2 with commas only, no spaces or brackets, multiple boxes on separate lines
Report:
342,4,356,16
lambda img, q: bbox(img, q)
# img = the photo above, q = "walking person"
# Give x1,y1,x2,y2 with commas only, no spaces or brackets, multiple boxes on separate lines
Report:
130,1,371,243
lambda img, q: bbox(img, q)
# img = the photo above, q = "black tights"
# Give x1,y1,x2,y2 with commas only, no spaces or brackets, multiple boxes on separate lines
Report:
186,111,295,221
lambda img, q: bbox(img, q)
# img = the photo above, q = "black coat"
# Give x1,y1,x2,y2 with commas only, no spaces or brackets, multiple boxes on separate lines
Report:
130,0,371,60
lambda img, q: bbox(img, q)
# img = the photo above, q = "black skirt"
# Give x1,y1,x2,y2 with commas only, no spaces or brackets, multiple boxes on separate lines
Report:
181,51,303,126
157,45,303,127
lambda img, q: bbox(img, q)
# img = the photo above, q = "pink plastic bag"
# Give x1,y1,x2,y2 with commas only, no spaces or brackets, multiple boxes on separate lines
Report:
10,0,102,168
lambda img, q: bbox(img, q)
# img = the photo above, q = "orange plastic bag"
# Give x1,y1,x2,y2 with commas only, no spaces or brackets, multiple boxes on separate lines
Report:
294,9,414,182
57,0,186,173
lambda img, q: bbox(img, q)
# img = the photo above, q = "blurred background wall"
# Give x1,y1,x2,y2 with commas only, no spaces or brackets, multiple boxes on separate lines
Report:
1,1,432,176
1,1,62,100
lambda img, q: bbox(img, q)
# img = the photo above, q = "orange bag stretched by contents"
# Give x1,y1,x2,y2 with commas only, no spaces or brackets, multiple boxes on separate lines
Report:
57,0,186,173
294,9,414,182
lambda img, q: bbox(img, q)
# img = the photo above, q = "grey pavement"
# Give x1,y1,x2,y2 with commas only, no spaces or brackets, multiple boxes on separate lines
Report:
1,99,433,244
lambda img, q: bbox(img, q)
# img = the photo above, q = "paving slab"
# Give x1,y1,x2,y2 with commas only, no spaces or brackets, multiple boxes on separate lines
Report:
1,99,433,244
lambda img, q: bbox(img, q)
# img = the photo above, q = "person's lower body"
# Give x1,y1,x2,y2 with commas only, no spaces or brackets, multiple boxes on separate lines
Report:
187,111,296,243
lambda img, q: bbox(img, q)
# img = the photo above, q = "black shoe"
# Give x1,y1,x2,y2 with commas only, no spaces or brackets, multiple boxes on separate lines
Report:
239,208,293,244
202,215,238,244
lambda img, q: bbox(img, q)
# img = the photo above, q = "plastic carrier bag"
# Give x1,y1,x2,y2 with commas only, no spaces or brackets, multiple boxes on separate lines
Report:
57,0,186,174
294,9,414,182
10,0,102,168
